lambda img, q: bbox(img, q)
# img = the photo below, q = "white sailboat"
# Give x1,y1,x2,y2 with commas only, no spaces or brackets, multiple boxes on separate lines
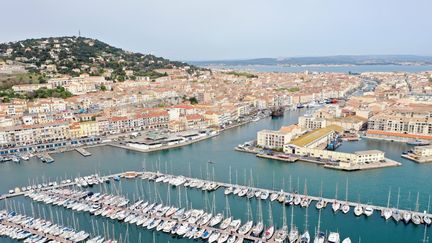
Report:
341,179,350,214
300,203,310,243
274,202,288,242
382,188,392,220
313,209,325,243
264,202,275,240
332,183,341,213
252,199,264,237
288,205,299,243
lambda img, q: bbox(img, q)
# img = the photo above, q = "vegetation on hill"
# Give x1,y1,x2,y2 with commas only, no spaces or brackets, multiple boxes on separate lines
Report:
226,71,258,78
0,86,73,102
0,36,201,88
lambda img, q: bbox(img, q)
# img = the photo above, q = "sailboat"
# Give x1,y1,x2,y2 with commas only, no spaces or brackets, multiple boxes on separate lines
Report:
220,195,232,229
423,196,431,225
288,205,299,243
411,192,422,225
313,209,325,243
300,204,310,243
332,183,341,213
274,203,288,242
341,179,350,214
392,188,401,222
382,188,392,220
328,232,341,243
354,195,363,217
264,202,275,240
238,200,253,235
252,199,264,237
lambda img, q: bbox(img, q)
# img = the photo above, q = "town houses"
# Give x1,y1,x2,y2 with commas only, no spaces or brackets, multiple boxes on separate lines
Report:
0,68,367,152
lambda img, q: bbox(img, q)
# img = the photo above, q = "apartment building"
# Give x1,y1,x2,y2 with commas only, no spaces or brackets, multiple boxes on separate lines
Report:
0,121,70,147
367,114,432,140
257,125,301,149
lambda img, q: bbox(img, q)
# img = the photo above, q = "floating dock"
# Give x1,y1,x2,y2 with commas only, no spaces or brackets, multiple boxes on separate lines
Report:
138,171,432,225
75,147,92,157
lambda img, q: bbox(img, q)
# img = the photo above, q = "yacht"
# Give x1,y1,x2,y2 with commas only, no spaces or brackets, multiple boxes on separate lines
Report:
341,204,350,214
403,211,412,224
264,225,275,240
382,208,392,220
342,238,352,243
332,201,341,212
251,221,264,236
327,232,340,243
354,204,363,216
288,226,299,243
300,231,310,243
313,232,326,243
274,225,288,242
363,206,374,217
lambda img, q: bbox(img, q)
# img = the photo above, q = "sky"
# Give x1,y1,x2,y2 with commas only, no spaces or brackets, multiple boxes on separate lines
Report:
1,0,431,61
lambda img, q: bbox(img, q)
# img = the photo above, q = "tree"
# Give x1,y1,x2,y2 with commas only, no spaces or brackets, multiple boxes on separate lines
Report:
100,85,107,91
189,97,198,104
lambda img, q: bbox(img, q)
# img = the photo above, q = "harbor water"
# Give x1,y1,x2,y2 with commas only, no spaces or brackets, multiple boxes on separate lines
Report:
1,109,432,242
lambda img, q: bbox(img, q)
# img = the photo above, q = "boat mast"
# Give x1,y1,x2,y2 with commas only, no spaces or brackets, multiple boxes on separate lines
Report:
335,182,338,200
345,178,348,202
268,201,273,226
396,187,400,209
225,195,231,218
258,198,263,222
386,187,392,208
229,166,232,184
317,208,322,234
415,192,420,212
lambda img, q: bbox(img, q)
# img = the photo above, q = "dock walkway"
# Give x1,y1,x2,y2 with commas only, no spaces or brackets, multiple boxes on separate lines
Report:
139,171,432,225
75,148,92,157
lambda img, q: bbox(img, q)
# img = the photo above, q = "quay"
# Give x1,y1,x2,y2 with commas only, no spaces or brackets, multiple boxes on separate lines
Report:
236,146,401,171
109,132,219,153
401,145,432,163
75,147,92,157
402,154,432,163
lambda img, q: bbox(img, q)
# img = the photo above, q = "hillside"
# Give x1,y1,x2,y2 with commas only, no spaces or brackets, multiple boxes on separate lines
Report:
192,55,432,67
0,36,200,89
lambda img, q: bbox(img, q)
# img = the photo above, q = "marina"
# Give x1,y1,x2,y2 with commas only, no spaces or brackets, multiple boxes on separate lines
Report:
0,210,115,243
18,182,354,243
2,169,432,227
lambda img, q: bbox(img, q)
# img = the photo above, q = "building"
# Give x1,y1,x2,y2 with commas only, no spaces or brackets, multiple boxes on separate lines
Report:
285,146,385,167
367,114,432,141
298,115,327,130
413,145,432,158
288,125,343,149
257,124,301,149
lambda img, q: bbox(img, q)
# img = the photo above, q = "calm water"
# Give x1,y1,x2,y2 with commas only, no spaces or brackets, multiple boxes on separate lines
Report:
205,64,432,73
1,109,432,243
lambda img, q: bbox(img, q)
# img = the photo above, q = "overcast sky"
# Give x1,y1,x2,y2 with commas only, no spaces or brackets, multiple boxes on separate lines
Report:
2,0,431,61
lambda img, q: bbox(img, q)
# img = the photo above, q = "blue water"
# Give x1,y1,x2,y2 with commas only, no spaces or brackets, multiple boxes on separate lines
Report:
204,64,432,73
1,110,431,242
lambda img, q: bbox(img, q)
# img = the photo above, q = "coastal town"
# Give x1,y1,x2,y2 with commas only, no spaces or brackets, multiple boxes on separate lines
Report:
1,36,432,243
1,39,431,169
